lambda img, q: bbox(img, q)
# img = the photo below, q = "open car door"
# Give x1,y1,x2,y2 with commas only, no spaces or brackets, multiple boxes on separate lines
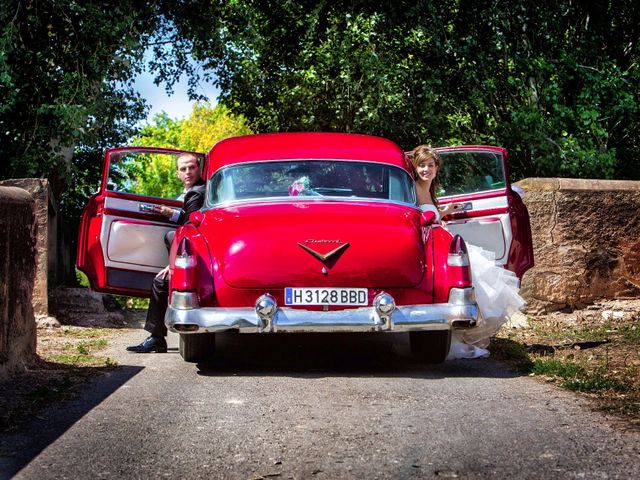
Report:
435,146,534,279
76,147,206,297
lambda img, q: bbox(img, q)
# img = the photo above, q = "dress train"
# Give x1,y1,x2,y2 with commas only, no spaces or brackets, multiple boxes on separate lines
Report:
447,244,526,360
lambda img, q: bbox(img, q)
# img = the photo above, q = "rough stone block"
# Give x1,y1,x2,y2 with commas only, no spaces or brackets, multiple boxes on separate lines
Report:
0,187,37,379
517,178,640,312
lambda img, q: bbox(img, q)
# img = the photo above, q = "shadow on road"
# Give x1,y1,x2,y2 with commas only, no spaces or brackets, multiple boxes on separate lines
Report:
0,365,143,480
194,332,520,380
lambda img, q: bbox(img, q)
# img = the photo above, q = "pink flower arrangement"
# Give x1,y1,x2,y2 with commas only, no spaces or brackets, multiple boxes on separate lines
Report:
288,176,310,196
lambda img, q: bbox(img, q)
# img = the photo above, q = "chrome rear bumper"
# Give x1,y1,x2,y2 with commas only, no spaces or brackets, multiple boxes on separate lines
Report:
166,288,480,334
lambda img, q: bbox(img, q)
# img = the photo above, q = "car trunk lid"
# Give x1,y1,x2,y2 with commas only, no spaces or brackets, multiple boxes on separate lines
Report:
203,201,425,289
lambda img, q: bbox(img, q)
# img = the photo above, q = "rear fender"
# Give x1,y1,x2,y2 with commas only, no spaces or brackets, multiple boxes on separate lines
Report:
169,225,216,306
430,226,473,303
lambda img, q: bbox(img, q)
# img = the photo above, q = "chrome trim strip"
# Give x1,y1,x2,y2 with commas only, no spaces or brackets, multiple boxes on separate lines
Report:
166,288,480,334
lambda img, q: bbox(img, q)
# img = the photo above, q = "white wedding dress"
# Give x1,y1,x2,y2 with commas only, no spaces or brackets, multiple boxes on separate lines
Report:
420,204,526,359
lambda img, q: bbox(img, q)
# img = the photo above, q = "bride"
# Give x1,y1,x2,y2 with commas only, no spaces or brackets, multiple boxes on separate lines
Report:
409,145,526,359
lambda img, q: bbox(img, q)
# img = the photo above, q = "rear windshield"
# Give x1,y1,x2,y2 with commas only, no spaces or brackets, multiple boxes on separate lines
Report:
208,160,415,205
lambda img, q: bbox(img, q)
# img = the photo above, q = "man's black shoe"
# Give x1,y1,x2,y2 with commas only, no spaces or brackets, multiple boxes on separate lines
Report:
126,335,167,353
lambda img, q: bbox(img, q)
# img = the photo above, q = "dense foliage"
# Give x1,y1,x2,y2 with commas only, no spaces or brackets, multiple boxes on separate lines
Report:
0,0,159,191
2,0,639,193
160,0,640,179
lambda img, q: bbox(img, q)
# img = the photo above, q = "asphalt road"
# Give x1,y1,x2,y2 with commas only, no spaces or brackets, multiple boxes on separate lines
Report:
1,330,639,479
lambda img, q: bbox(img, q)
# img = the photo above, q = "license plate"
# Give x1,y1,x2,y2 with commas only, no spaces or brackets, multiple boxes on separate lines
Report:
284,288,368,306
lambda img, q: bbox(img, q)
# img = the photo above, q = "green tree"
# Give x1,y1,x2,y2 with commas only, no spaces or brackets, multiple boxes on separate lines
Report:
132,112,184,149
160,0,640,180
3,0,639,189
126,102,252,197
133,102,252,152
0,0,159,190
177,103,253,153
0,1,164,284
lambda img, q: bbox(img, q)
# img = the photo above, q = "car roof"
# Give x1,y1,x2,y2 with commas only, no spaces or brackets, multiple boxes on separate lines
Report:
204,132,410,177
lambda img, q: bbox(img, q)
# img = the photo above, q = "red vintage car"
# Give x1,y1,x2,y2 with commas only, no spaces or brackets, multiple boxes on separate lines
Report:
77,133,533,363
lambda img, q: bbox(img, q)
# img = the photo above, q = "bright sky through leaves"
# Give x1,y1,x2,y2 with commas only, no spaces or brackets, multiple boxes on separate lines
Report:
134,54,219,121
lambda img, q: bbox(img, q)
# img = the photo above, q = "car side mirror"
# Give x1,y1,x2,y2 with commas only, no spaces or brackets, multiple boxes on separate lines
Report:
189,211,204,227
420,210,437,226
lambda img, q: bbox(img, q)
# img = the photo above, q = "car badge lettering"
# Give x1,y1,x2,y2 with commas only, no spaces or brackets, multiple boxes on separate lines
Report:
305,239,343,244
298,242,350,262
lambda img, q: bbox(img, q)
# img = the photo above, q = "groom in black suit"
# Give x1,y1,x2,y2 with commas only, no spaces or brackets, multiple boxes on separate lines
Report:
127,153,206,353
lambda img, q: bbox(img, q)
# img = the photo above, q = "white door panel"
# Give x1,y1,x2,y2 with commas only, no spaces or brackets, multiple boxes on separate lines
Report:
103,217,173,270
441,195,511,264
444,214,511,263
101,196,176,272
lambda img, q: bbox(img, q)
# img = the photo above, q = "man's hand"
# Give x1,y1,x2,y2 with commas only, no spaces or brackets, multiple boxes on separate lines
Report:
156,265,170,279
152,205,175,218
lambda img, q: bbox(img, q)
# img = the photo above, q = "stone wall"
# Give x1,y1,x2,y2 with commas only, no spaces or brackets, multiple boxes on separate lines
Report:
517,178,640,312
0,179,67,316
0,187,37,379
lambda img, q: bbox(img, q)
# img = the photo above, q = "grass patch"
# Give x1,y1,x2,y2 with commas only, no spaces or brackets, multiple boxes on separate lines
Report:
490,337,533,372
530,321,612,345
76,268,90,287
531,357,586,378
76,268,149,309
528,316,640,347
47,354,116,367
72,339,108,354
530,358,629,393
617,322,640,344
60,326,110,338
495,302,640,428
41,327,117,367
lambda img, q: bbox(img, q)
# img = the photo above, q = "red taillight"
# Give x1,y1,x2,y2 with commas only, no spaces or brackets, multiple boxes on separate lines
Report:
172,237,197,290
448,235,470,266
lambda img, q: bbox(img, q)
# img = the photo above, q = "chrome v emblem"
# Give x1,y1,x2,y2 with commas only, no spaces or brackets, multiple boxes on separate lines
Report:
298,242,350,262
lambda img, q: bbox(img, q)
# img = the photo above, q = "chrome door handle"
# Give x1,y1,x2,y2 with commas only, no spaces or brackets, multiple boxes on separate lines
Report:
139,203,155,213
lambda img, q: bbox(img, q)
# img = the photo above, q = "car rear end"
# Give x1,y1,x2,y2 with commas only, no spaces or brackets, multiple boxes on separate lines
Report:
164,134,481,362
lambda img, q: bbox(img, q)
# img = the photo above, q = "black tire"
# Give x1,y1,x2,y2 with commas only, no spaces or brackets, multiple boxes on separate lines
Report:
179,333,216,362
409,330,451,364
